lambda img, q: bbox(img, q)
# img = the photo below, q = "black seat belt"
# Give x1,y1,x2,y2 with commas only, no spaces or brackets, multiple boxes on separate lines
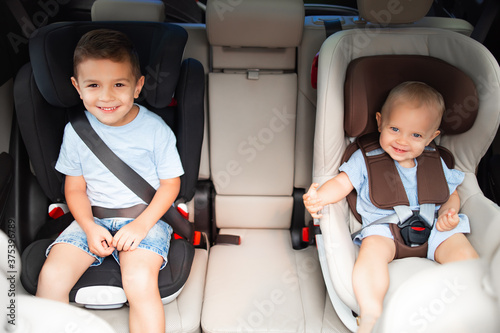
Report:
68,110,194,242
323,18,343,38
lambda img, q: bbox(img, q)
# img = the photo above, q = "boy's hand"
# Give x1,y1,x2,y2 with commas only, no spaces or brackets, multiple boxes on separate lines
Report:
303,183,324,219
436,208,460,232
112,220,148,252
86,224,115,257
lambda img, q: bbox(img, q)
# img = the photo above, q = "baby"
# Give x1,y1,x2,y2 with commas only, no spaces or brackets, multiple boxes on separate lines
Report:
304,81,478,333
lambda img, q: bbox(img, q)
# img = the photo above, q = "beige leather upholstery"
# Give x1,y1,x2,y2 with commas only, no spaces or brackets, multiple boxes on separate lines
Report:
315,27,500,332
92,249,208,333
358,0,433,24
202,0,344,332
91,0,165,22
206,0,304,48
209,73,297,197
491,248,500,311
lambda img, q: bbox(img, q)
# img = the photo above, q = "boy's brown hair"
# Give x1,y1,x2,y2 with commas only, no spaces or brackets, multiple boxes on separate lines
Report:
73,29,141,80
382,81,445,129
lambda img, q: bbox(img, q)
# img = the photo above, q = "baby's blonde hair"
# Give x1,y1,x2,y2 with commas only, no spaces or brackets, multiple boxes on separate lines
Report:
381,81,445,129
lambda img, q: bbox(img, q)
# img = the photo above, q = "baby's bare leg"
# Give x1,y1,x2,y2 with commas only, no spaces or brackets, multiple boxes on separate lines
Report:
434,233,478,264
353,235,396,333
119,249,164,333
36,243,96,303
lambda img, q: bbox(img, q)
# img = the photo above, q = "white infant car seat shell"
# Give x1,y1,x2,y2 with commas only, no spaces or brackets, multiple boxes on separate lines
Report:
314,27,500,332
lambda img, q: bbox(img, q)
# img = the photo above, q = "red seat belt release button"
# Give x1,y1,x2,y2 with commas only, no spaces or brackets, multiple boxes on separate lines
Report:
302,227,310,242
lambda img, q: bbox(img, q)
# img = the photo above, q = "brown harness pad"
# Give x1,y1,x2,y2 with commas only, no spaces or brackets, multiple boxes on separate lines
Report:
344,133,453,259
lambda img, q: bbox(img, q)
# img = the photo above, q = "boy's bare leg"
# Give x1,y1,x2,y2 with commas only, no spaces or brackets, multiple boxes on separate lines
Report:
434,233,478,264
36,243,96,303
119,249,164,333
352,235,396,333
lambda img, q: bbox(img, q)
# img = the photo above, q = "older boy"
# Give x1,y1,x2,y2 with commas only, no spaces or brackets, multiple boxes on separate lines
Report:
36,29,183,333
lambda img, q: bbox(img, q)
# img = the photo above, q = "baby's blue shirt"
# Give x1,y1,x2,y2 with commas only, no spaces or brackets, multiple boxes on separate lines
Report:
339,149,464,227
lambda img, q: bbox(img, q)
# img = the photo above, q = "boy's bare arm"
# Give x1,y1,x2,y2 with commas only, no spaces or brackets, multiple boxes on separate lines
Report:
65,175,114,256
436,189,461,232
304,172,354,218
113,177,181,251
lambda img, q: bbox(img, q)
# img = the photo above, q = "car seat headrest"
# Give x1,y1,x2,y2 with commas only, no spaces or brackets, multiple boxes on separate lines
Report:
206,0,304,48
357,0,433,24
91,0,166,22
29,22,187,109
344,55,479,137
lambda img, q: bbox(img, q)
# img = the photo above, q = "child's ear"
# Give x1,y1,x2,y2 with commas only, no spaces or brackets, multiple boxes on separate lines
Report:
428,129,441,145
70,77,82,99
134,75,145,99
376,112,382,131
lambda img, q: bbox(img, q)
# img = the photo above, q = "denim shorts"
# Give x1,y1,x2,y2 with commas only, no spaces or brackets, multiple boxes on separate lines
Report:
353,213,471,261
46,217,173,269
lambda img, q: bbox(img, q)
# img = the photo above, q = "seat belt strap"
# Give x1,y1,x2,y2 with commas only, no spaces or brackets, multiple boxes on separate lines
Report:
215,234,241,245
393,205,414,224
419,203,436,227
323,19,343,38
69,110,194,241
92,204,148,219
350,210,400,240
350,204,435,240
69,110,155,203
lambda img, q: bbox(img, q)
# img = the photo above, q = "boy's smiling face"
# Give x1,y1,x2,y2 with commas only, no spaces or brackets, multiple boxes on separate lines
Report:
71,58,145,127
376,99,441,168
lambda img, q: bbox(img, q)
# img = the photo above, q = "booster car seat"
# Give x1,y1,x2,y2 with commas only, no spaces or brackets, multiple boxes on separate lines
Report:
13,21,204,309
313,16,500,333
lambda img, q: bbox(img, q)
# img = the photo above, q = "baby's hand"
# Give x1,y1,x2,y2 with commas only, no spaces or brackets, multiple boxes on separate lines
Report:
436,208,460,232
303,183,324,219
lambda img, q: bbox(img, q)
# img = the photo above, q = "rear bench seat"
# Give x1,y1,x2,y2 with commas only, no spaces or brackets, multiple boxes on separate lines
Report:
200,0,341,332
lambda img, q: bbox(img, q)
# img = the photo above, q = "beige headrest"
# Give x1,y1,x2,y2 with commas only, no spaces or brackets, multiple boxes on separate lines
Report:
92,0,165,22
357,0,433,24
206,0,304,48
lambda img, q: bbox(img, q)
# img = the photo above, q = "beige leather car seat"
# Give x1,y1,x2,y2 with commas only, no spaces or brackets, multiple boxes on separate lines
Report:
201,0,344,332
313,1,500,332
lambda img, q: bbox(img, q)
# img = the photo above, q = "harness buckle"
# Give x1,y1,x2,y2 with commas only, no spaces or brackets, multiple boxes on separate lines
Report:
398,211,432,247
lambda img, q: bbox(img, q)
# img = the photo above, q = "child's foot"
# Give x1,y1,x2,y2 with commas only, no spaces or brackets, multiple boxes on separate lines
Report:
357,315,378,333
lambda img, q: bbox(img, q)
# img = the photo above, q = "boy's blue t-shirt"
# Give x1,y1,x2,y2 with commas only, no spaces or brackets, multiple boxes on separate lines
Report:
55,104,184,209
339,149,465,227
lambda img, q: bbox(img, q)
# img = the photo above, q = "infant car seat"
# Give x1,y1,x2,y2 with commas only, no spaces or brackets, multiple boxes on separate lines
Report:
14,21,204,308
313,18,500,333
